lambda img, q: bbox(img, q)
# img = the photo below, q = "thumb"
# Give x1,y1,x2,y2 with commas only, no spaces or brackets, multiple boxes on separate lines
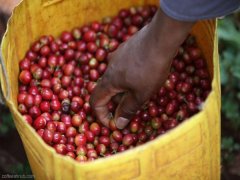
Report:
90,78,121,127
114,92,142,129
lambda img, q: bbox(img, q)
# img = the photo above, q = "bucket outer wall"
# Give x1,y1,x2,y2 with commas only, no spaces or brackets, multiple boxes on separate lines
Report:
0,0,220,179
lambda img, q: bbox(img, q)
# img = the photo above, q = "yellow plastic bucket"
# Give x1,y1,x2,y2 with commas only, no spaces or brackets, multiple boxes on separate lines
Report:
0,0,220,179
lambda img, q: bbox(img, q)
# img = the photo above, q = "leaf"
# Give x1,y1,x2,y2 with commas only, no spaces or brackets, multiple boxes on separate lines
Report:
221,94,240,129
231,66,240,79
233,143,240,150
237,92,240,100
2,113,15,129
220,65,228,85
218,18,240,47
221,137,234,151
0,124,9,135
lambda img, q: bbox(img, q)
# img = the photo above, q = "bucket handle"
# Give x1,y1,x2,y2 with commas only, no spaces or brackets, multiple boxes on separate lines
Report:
0,50,10,104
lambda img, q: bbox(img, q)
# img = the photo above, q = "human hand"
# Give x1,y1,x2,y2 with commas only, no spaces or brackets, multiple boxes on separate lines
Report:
0,0,20,15
90,8,194,129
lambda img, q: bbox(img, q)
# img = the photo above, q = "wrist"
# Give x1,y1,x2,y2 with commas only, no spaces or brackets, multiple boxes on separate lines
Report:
147,8,195,59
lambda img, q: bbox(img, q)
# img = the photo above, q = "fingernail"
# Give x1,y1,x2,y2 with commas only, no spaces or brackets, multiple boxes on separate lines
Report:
115,117,129,129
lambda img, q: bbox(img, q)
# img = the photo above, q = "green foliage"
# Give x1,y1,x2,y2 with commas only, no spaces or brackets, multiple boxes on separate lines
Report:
218,15,240,166
10,163,32,175
218,18,240,47
0,112,15,135
221,137,240,163
218,15,240,130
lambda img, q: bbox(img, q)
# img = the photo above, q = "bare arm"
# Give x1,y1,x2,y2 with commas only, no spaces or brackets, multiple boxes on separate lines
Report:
90,8,195,129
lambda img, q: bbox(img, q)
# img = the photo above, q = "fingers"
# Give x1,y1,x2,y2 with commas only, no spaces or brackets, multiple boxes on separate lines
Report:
114,92,142,129
90,78,121,127
112,93,124,104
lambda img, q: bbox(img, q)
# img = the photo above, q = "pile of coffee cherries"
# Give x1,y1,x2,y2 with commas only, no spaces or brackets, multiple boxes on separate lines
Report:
17,5,211,162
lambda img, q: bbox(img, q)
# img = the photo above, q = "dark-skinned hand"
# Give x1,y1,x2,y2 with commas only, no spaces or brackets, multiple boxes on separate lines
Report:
90,8,195,129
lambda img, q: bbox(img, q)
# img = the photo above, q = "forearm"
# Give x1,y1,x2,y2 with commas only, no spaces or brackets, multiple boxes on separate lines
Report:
148,8,195,58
